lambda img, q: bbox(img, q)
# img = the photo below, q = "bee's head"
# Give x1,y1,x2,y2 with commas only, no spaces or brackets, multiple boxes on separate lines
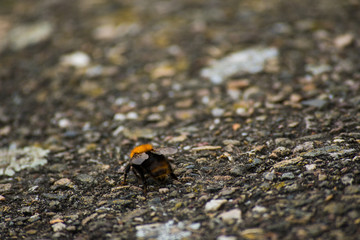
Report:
130,144,153,158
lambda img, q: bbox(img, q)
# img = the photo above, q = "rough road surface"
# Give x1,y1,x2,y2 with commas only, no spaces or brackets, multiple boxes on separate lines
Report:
1,0,360,239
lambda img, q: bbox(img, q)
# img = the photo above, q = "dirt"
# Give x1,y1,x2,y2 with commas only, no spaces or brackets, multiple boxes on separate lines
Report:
1,0,360,239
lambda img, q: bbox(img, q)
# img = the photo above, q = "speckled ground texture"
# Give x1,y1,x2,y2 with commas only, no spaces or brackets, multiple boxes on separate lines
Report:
1,0,360,239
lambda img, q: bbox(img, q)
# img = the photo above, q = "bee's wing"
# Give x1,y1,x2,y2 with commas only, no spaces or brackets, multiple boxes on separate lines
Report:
152,147,178,155
131,152,149,165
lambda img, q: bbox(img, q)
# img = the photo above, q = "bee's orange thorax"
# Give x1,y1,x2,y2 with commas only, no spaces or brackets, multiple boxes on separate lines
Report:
130,144,153,158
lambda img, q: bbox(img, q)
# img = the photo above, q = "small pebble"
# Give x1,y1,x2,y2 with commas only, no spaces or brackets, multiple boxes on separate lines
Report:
7,21,53,50
217,209,242,223
341,175,354,185
169,134,187,143
66,226,77,232
288,121,300,128
49,218,64,224
136,220,191,239
222,139,240,145
201,47,278,84
113,113,126,121
54,178,73,187
60,51,90,68
235,107,247,116
191,146,221,151
205,199,227,212
303,146,341,157
58,118,71,128
112,126,124,136
186,193,196,199
240,228,265,239
28,214,41,223
275,138,294,147
76,174,95,184
263,171,275,181
305,64,331,75
21,206,33,214
26,230,37,235
301,99,327,108
52,222,66,232
334,33,354,49
147,113,162,121
305,164,316,171
324,202,345,215
219,188,236,196
252,205,267,213
318,174,327,181
134,217,144,222
126,112,138,120
344,185,360,194
211,108,225,117
230,166,243,176
293,142,314,153
159,188,169,194
189,222,201,230
217,236,237,240
281,172,295,180
271,146,291,157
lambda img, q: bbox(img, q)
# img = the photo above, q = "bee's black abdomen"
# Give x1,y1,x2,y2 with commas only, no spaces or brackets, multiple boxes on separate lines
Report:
141,152,175,181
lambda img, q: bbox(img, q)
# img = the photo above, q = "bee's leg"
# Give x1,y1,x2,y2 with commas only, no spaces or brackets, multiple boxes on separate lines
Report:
139,172,147,195
170,173,178,180
142,180,148,196
132,167,147,195
131,167,141,183
122,164,131,184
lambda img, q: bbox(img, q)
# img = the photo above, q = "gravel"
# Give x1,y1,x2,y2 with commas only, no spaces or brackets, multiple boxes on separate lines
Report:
1,0,360,239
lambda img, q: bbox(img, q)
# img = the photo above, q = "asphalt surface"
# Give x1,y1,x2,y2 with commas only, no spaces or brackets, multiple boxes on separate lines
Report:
1,0,360,239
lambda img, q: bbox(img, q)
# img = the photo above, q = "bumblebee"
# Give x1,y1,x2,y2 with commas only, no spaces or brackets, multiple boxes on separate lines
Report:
122,144,178,194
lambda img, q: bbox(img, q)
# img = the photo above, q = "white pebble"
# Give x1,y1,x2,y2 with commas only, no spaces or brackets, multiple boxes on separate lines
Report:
159,188,169,194
126,112,138,120
112,126,124,136
205,199,227,212
218,209,242,223
58,118,71,128
60,51,90,68
189,222,201,230
113,113,126,121
114,97,128,105
82,122,91,131
236,107,246,116
305,164,316,171
252,205,267,213
8,21,53,50
201,47,279,84
157,105,166,112
183,146,191,151
217,236,237,240
52,222,66,232
201,96,210,104
211,108,225,117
